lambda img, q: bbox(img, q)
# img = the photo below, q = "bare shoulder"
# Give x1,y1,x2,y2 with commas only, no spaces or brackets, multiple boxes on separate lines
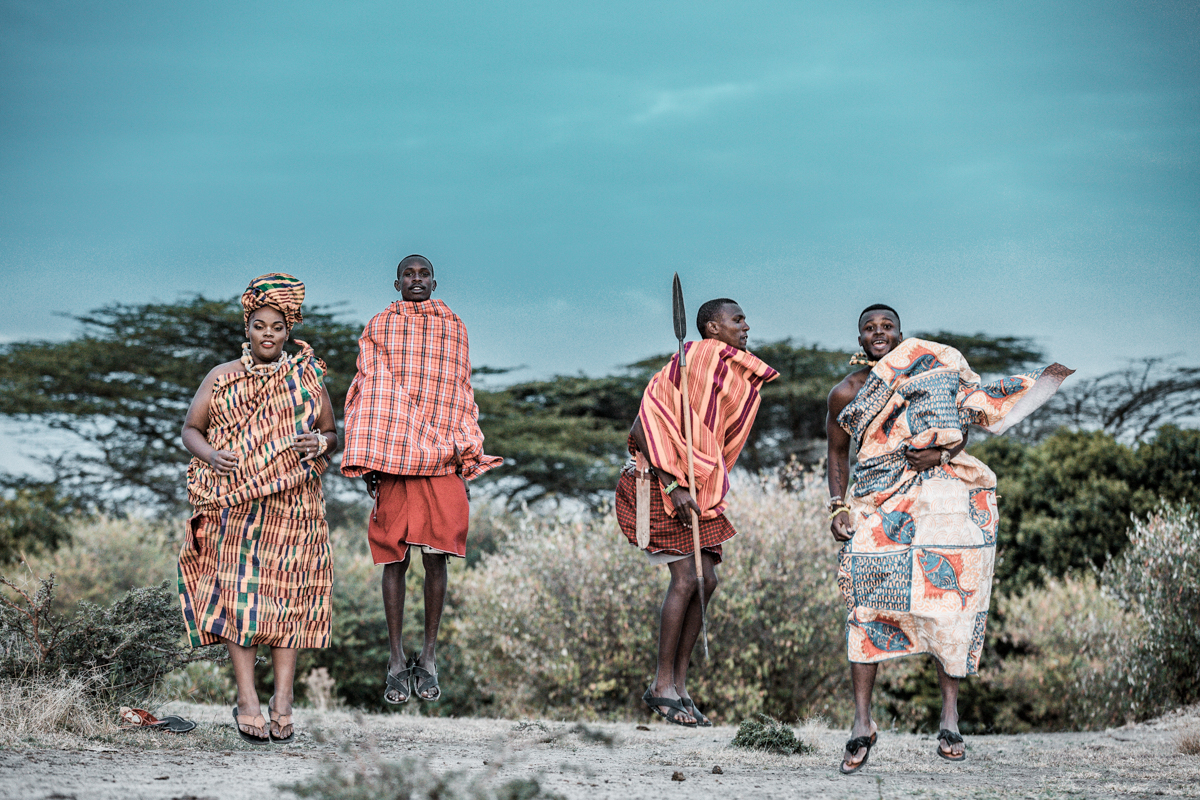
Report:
827,369,871,414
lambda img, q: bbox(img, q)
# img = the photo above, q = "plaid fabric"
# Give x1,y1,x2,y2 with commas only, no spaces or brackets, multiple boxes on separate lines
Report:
614,465,731,561
178,341,332,648
341,300,501,480
637,338,778,521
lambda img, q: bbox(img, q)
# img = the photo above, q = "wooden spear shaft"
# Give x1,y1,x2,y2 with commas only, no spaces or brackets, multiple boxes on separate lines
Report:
677,343,710,660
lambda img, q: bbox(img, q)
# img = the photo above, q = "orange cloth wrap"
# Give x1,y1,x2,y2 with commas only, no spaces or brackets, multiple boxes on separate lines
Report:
368,474,470,565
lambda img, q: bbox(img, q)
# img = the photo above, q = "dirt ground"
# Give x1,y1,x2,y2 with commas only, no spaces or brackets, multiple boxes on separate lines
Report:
2,702,1199,800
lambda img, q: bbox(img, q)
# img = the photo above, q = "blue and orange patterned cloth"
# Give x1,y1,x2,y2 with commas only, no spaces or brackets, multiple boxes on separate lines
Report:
836,338,1071,677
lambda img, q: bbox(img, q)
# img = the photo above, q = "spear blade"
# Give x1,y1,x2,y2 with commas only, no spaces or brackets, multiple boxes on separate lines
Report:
672,272,687,345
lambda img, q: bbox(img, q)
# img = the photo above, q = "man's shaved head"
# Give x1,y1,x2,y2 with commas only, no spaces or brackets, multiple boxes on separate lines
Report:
696,298,738,338
858,303,900,329
397,254,434,279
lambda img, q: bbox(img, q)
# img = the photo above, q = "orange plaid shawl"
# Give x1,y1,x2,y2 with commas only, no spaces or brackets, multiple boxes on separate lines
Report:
342,299,501,480
637,338,778,520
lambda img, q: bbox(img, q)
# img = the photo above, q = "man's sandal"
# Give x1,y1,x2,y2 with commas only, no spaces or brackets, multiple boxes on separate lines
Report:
384,661,413,705
267,695,294,744
411,656,441,702
840,730,878,774
118,707,195,733
936,729,966,761
231,705,270,745
681,697,712,727
641,689,697,728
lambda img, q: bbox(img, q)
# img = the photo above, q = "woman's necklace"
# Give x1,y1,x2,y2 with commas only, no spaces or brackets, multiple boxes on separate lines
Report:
241,342,290,376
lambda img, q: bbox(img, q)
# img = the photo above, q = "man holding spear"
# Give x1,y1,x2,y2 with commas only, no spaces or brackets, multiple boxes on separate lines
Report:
615,280,778,726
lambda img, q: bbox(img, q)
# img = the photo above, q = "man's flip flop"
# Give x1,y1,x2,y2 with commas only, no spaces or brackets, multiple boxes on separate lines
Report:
118,708,195,733
840,730,878,774
681,697,712,727
936,729,966,761
231,705,270,745
641,689,697,728
384,661,413,705
411,656,441,702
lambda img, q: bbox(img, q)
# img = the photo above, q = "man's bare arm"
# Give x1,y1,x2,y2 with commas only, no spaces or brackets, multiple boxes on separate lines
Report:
826,379,859,542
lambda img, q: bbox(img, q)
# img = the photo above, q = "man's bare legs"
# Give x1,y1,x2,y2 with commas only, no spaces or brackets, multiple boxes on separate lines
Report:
415,551,447,698
934,658,965,758
381,550,449,702
842,662,878,770
224,638,296,739
672,552,718,721
649,553,718,722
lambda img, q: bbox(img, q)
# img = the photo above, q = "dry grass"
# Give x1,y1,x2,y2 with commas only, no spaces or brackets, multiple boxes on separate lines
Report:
0,673,114,743
1179,730,1200,756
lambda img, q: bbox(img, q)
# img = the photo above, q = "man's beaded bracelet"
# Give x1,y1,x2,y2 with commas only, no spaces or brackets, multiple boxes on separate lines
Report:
828,505,851,521
663,480,680,494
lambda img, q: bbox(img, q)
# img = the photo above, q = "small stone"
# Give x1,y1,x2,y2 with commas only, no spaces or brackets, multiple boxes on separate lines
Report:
636,725,650,731
712,765,723,774
671,771,686,782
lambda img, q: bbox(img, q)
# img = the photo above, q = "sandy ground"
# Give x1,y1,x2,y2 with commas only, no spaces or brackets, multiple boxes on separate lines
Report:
2,702,1199,800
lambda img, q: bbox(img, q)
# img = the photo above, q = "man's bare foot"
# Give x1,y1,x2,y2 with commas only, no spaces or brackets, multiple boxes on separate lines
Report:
643,683,696,726
677,692,711,726
841,719,878,773
385,657,412,704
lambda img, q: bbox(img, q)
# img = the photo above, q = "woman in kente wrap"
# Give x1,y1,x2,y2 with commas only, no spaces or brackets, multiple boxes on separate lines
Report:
826,304,1072,773
178,273,337,745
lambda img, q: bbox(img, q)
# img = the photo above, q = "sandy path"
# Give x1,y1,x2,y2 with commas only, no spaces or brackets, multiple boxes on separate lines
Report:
2,702,1199,799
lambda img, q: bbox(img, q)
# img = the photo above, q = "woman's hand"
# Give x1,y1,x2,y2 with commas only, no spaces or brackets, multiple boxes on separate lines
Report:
830,510,855,542
293,432,326,462
905,446,945,471
207,449,239,475
669,486,703,518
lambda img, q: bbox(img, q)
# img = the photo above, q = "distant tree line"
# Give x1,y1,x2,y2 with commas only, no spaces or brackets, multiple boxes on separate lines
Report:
2,297,1198,592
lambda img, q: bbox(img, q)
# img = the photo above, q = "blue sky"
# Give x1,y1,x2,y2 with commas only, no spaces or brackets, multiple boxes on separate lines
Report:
1,0,1196,380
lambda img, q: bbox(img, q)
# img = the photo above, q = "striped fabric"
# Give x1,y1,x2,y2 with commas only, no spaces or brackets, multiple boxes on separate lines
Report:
177,341,332,649
635,338,779,521
240,272,305,331
341,299,501,480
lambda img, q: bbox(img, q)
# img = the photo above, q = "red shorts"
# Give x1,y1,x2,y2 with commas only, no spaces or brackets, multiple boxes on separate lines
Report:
367,474,469,565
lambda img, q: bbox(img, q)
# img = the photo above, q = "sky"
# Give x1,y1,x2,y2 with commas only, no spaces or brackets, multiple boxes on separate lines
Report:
1,0,1197,382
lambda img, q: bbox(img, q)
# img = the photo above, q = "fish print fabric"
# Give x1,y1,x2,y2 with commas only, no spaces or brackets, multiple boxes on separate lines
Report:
836,338,1070,676
178,340,332,649
341,299,501,481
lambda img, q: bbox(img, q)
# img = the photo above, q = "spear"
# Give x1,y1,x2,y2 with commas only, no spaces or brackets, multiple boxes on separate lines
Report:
672,272,710,660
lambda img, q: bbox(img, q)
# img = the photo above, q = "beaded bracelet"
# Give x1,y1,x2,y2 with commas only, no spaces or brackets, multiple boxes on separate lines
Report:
663,480,680,494
828,506,851,521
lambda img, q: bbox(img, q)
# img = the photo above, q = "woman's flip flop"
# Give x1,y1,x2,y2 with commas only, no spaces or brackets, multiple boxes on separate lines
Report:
267,695,294,744
936,729,966,761
231,705,270,745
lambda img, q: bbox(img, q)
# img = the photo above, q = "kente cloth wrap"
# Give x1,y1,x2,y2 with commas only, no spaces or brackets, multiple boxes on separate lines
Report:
177,340,332,649
241,272,305,331
835,338,1070,677
341,299,501,481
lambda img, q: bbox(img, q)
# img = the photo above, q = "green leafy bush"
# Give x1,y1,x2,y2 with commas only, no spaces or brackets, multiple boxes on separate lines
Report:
730,713,815,754
453,468,848,724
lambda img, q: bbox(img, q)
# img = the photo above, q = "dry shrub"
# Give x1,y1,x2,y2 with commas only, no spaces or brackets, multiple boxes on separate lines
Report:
1180,730,1200,756
0,672,111,742
731,714,816,755
454,467,846,724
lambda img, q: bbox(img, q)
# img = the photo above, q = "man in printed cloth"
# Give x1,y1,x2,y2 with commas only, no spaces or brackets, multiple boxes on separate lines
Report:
615,298,778,727
342,254,501,704
827,304,1072,772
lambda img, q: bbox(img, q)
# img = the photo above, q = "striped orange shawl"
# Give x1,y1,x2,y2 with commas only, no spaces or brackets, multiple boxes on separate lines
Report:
187,340,330,513
342,299,501,480
637,338,778,520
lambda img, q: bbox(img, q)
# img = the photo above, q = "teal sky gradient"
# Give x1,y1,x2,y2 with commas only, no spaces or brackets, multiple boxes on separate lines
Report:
2,0,1197,379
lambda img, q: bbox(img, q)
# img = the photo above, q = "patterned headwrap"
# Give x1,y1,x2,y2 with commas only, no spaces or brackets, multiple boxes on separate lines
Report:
241,273,305,331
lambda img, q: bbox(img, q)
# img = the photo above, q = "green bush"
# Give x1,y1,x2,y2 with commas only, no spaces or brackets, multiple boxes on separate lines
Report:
1101,503,1200,718
730,714,816,754
454,468,847,724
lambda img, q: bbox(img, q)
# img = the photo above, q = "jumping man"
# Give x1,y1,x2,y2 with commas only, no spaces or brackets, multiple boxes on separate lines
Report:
827,304,1072,772
615,298,778,726
342,254,501,705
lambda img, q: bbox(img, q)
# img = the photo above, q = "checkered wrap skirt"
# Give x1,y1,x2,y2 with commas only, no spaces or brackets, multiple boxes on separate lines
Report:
614,465,734,563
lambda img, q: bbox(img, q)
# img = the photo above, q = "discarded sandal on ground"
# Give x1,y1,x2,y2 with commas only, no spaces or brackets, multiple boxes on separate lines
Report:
641,689,697,728
231,705,270,745
268,695,294,744
681,697,712,727
118,707,196,733
936,729,966,761
410,656,441,702
840,729,878,774
384,660,413,705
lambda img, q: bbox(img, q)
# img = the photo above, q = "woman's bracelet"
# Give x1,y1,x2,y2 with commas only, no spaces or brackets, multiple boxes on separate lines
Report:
315,435,329,457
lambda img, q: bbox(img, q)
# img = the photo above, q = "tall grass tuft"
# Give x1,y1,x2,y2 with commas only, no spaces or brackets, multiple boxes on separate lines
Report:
0,672,111,742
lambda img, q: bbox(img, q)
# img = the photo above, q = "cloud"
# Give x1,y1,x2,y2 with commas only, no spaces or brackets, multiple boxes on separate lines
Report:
631,81,757,124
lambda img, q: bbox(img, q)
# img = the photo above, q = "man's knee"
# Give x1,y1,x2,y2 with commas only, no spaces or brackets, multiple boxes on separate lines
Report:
383,559,410,579
421,550,447,571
